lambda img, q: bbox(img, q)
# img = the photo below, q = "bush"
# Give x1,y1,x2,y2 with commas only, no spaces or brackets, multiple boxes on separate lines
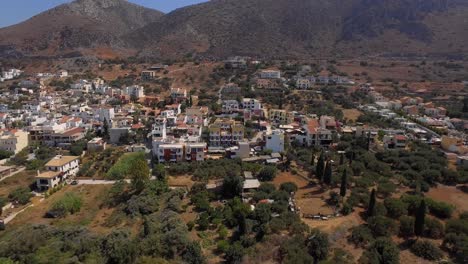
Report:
367,216,398,237
8,187,33,205
399,216,415,237
258,166,277,181
280,182,298,193
50,193,82,217
349,226,374,247
341,202,353,215
217,240,230,253
125,193,159,216
222,174,243,198
446,217,468,235
187,221,195,231
224,242,245,264
410,240,443,261
377,181,396,197
443,233,468,263
106,152,146,180
0,149,14,160
384,198,408,219
197,212,210,231
360,238,399,264
426,198,455,219
424,218,445,239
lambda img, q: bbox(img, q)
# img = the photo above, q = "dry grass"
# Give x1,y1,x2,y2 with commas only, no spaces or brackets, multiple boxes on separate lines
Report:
343,108,363,122
426,184,468,216
8,185,111,230
168,175,195,189
0,171,35,197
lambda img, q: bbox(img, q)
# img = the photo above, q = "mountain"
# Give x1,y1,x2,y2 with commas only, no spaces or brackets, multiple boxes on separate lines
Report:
2,0,468,59
0,0,163,58
132,0,468,59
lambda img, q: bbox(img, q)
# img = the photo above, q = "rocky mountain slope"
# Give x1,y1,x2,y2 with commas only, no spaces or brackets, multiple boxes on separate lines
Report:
132,0,468,59
0,0,163,57
2,0,468,59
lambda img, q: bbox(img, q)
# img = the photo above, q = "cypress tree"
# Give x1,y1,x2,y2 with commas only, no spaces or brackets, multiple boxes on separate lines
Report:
366,132,371,151
310,152,315,166
103,118,109,139
463,97,468,113
340,169,347,197
367,189,376,217
316,151,325,181
414,199,426,237
323,161,332,185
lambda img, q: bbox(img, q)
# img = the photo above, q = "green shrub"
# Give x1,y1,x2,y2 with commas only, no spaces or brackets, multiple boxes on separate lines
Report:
367,216,398,237
426,198,455,219
424,218,445,239
349,226,374,247
410,240,443,261
384,198,408,218
258,166,278,181
399,216,415,238
8,187,33,205
51,193,82,216
106,152,146,180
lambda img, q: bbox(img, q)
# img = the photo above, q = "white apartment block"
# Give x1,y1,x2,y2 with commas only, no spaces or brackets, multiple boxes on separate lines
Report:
0,129,28,154
152,118,167,138
1,69,22,81
222,100,240,114
265,130,285,153
153,141,206,163
170,88,187,99
241,98,262,110
260,70,281,79
71,80,92,93
124,85,145,98
296,78,313,89
36,156,80,190
93,107,115,122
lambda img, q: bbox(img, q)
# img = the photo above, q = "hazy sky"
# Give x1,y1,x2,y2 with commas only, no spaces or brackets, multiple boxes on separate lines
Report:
0,0,208,28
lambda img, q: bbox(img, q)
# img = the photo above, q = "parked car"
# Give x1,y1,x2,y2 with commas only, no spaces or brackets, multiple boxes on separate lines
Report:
45,210,65,218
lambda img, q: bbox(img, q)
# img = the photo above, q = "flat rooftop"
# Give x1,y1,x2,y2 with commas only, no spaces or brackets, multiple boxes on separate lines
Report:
45,156,79,167
35,171,61,179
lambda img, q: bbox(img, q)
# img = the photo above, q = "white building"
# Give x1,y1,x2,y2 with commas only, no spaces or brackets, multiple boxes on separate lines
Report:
265,130,285,153
1,69,22,81
71,80,92,93
241,98,262,110
93,107,115,122
152,118,167,138
260,70,281,79
156,143,185,162
87,137,106,152
185,143,207,162
222,100,240,114
36,156,80,190
296,78,313,89
124,85,145,99
58,70,68,78
170,88,187,99
0,129,29,154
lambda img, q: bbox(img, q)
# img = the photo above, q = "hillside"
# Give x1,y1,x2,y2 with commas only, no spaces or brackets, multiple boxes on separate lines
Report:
0,0,163,58
132,0,468,59
2,0,468,59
